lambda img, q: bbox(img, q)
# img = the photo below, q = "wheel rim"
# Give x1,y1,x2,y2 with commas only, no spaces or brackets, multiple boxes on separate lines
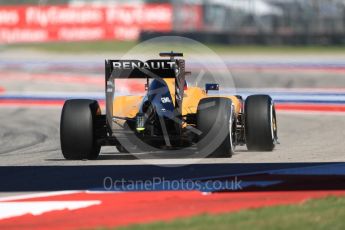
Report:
229,104,236,153
270,104,274,140
270,104,277,141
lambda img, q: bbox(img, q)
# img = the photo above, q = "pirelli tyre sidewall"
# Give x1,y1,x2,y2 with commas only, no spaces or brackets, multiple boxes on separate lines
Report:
245,95,277,151
197,97,235,158
60,99,101,160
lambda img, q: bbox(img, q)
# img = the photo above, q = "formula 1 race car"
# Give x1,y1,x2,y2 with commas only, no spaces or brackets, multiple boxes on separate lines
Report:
60,52,278,160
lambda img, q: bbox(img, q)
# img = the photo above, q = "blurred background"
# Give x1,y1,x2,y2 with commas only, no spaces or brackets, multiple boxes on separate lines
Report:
0,0,344,44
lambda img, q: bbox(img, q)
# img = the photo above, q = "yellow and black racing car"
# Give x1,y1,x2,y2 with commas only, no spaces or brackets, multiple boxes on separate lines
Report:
60,52,278,159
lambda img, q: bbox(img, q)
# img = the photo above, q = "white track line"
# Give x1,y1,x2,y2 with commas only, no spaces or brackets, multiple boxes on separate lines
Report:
0,190,82,202
0,200,101,220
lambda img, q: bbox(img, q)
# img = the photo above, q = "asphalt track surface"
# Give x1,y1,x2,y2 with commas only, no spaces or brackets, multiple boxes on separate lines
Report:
0,51,345,194
0,108,344,166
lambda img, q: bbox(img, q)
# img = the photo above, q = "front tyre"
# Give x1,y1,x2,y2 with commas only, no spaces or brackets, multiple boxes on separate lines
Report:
245,95,277,151
60,99,101,160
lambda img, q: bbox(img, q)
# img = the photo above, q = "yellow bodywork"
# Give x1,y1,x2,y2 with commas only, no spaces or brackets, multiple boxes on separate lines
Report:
113,95,144,118
113,79,241,120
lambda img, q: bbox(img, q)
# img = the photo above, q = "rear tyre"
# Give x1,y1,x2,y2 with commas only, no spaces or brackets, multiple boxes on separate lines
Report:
245,95,277,151
60,99,101,160
197,98,235,158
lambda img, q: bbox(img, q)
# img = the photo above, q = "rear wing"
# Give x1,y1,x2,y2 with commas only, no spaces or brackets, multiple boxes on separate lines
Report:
105,60,177,80
105,56,186,133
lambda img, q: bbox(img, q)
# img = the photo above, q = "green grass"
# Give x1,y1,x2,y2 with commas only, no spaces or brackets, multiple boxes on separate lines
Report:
113,196,345,230
3,41,138,54
4,40,345,54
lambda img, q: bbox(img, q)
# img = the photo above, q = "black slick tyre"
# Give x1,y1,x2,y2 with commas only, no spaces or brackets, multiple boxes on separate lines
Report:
60,99,101,160
245,95,277,151
197,97,235,158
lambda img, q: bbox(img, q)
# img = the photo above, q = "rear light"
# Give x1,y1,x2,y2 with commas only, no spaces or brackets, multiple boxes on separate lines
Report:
136,113,146,132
